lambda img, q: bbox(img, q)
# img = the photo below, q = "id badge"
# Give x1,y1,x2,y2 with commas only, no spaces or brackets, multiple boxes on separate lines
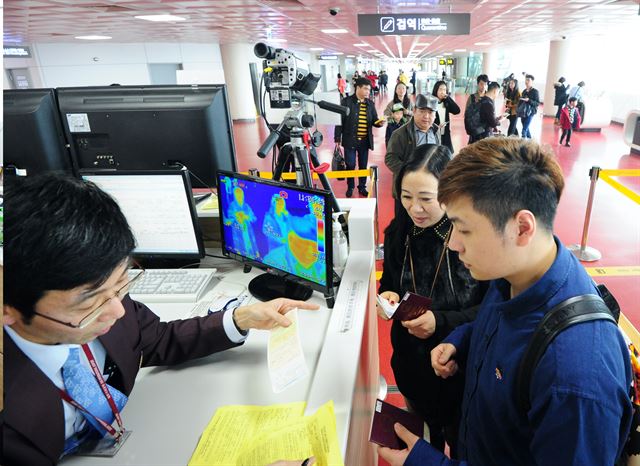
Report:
76,430,132,457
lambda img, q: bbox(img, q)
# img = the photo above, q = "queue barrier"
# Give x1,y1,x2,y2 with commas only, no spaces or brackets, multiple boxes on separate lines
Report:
569,167,640,261
244,166,384,259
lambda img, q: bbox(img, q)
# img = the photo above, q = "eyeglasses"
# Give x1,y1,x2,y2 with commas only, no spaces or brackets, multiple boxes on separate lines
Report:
33,268,146,330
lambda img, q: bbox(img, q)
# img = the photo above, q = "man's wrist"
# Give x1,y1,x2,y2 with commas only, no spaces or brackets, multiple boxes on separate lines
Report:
231,308,249,335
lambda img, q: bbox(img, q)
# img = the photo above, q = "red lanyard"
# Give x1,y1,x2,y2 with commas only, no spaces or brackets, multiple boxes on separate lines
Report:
59,343,125,439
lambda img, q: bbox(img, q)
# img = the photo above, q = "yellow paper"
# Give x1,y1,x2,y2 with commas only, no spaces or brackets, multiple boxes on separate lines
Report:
189,401,344,466
189,402,305,466
200,193,219,211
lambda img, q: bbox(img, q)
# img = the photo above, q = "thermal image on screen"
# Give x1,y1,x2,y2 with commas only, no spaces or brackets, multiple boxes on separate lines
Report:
219,175,328,287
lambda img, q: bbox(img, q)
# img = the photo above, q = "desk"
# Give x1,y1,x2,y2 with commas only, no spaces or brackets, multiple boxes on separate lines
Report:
62,198,379,466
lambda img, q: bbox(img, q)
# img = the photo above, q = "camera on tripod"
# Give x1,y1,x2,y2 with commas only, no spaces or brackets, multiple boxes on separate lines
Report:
254,42,320,109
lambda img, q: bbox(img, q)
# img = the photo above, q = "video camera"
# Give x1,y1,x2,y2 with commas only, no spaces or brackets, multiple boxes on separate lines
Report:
254,42,321,108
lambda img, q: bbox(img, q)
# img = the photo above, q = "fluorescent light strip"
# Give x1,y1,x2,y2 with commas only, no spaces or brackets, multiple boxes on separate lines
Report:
310,47,324,51
354,43,370,47
75,35,112,40
474,42,491,45
134,14,186,22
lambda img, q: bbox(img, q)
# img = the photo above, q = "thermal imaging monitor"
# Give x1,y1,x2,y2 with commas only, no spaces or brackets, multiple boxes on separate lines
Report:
217,171,333,302
81,169,205,266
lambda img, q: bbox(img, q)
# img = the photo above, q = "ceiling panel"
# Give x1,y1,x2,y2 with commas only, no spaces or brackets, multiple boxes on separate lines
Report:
3,0,639,60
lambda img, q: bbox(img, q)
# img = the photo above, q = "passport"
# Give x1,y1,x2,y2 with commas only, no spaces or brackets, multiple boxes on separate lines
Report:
377,291,432,321
369,399,424,449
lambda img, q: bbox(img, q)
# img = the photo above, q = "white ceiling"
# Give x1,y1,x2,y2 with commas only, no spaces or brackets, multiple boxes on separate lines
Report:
3,0,639,59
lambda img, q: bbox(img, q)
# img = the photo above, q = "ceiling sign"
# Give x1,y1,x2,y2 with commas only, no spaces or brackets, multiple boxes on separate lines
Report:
4,46,31,58
358,14,470,36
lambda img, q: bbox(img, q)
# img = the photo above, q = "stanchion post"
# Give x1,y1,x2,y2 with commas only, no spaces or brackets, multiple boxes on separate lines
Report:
568,166,602,261
248,168,259,178
370,165,384,260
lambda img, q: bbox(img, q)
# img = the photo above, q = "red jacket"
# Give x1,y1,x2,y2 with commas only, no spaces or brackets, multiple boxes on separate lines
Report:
560,105,581,130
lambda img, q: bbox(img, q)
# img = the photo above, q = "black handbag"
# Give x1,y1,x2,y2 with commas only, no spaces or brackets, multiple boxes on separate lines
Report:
332,145,346,181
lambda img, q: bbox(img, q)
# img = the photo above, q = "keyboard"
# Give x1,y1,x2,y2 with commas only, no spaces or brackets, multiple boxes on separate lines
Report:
128,268,217,303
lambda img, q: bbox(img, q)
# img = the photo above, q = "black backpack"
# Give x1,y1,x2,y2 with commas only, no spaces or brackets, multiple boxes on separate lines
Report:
464,94,484,137
516,284,640,464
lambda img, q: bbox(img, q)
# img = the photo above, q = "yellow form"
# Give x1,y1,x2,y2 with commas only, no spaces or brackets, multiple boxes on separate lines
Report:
189,401,344,466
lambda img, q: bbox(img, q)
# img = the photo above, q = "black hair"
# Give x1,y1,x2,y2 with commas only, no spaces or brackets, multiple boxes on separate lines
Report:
487,81,501,93
431,80,448,98
578,81,585,87
526,74,535,81
568,97,578,103
355,77,371,89
393,82,411,108
388,144,453,236
337,73,342,79
558,77,566,83
4,173,136,321
506,79,520,99
477,74,489,84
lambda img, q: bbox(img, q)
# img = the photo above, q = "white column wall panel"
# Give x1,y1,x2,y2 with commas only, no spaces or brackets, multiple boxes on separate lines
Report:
144,43,181,63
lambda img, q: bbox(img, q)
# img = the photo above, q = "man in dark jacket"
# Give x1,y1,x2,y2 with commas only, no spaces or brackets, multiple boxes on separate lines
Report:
334,77,384,197
471,81,504,143
2,174,318,465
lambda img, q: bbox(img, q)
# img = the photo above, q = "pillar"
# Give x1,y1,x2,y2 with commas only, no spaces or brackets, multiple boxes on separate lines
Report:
482,51,495,79
543,39,572,116
220,43,259,120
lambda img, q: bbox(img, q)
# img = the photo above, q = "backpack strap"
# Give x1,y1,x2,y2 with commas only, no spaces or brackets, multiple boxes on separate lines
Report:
516,294,616,415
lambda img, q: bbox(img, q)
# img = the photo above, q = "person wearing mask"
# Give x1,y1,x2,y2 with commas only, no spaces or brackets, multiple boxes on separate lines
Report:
378,144,486,457
553,77,569,125
334,77,384,198
2,174,320,465
377,137,632,466
384,82,414,119
464,74,488,111
504,78,521,136
471,81,504,143
519,74,540,139
385,94,440,214
431,80,461,153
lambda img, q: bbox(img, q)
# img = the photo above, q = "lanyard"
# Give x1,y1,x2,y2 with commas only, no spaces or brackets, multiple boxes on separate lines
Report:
59,344,125,439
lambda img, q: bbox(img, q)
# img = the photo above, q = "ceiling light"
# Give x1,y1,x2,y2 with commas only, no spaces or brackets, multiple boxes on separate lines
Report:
267,38,287,43
354,43,370,47
334,52,344,55
414,43,430,47
75,35,112,40
474,42,491,46
443,52,452,56
135,14,186,22
346,55,356,57
454,49,467,52
367,50,377,53
322,29,348,34
310,47,324,51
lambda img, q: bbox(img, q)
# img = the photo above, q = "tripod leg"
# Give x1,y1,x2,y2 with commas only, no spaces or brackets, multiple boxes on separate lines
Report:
293,146,314,188
309,147,342,213
272,145,292,181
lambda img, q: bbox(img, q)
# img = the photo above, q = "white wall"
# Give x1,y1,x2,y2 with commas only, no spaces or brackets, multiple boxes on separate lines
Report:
2,42,224,88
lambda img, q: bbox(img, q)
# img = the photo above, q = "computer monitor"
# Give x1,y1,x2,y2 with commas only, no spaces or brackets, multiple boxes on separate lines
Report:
3,88,76,176
217,171,333,303
81,169,205,266
56,85,237,188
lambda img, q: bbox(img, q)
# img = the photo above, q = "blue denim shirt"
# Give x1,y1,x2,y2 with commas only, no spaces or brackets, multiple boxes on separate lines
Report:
405,237,632,465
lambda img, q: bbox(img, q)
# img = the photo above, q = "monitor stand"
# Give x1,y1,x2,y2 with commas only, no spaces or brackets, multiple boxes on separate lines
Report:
248,273,313,302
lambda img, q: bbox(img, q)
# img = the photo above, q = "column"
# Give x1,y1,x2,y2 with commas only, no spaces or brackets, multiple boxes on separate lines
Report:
543,39,572,116
482,51,494,78
220,43,259,120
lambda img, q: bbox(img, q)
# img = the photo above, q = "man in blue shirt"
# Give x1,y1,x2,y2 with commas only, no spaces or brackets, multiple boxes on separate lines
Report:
378,137,632,465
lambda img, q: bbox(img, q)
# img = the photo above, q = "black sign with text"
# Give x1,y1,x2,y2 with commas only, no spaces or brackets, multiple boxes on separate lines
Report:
358,13,470,36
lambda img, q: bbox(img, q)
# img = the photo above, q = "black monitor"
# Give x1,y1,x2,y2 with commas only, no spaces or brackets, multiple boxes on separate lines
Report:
3,88,76,176
217,171,334,304
81,169,205,267
56,85,237,188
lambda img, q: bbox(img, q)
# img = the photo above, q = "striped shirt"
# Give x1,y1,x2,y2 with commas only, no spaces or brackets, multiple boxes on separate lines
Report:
357,100,368,140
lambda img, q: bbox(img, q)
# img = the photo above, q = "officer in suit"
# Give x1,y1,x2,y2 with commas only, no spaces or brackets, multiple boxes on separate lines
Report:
2,173,318,465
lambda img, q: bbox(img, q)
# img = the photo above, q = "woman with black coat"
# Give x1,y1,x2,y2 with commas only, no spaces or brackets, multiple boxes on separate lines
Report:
431,81,460,153
378,144,487,457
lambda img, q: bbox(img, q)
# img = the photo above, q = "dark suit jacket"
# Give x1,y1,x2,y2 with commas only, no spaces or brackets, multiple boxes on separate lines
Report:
1,296,242,465
433,95,460,153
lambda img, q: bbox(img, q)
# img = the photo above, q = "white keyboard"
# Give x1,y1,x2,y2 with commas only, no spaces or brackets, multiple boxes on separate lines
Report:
128,268,217,303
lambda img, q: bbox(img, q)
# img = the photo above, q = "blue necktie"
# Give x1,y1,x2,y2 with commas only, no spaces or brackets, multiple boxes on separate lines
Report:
62,347,128,437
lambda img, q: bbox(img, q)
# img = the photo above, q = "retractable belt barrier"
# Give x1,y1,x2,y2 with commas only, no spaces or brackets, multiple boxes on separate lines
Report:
569,167,640,262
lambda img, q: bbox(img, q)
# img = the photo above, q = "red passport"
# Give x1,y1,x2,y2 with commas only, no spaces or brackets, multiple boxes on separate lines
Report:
369,399,424,450
392,291,432,321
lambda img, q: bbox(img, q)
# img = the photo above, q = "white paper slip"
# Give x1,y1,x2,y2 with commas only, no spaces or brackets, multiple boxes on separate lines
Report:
267,309,309,393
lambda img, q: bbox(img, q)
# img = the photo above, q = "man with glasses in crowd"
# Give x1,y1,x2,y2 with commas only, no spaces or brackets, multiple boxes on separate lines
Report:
2,173,318,465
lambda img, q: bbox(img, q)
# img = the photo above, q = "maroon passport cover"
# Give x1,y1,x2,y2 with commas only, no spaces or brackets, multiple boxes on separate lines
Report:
391,292,432,321
369,399,424,449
